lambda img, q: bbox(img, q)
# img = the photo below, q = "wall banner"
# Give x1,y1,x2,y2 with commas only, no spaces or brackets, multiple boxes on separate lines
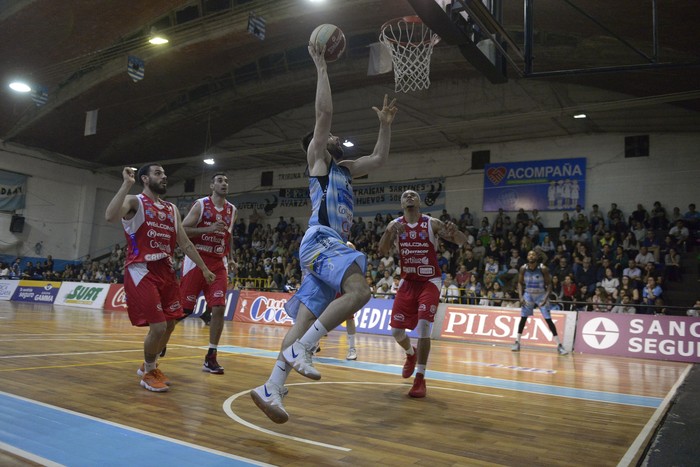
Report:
0,280,19,301
337,298,418,338
233,290,294,326
54,282,111,309
11,280,62,304
439,305,572,349
483,158,586,212
103,284,127,311
0,170,27,212
352,178,446,218
575,312,700,363
171,177,446,225
191,290,240,321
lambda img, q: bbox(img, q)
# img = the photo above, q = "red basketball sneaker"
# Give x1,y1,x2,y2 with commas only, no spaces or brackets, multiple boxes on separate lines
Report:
402,346,417,378
409,373,426,398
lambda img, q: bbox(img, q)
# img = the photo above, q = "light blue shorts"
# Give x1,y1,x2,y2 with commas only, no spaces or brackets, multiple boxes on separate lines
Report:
520,291,552,319
284,225,366,319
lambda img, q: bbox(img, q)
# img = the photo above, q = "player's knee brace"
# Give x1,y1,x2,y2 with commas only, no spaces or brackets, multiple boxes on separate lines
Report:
416,319,432,339
392,328,407,342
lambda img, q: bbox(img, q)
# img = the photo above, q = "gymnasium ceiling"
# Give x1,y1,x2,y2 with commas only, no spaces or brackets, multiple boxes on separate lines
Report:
1,0,699,184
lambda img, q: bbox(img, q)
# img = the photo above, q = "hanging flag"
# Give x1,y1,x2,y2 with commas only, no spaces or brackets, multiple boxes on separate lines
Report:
31,85,49,107
127,55,145,82
84,109,99,136
367,43,393,76
247,12,266,40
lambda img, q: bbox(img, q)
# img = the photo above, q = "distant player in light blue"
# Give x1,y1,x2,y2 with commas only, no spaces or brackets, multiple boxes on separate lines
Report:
250,39,398,424
511,250,568,355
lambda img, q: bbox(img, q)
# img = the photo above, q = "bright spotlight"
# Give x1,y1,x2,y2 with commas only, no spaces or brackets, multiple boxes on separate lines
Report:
342,140,354,147
203,158,215,165
9,82,31,93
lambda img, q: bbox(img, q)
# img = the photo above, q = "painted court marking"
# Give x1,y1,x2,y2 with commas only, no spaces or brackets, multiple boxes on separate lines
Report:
461,360,557,374
224,381,502,451
0,390,272,467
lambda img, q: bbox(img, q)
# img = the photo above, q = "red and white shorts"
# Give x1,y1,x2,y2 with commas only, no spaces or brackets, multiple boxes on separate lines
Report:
124,260,183,326
179,255,228,310
389,278,441,330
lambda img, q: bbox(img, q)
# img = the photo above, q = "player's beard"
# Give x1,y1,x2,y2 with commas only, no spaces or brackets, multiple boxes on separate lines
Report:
329,143,344,160
149,179,167,195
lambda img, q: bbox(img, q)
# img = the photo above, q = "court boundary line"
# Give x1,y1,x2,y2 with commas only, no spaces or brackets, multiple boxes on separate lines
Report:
617,363,693,467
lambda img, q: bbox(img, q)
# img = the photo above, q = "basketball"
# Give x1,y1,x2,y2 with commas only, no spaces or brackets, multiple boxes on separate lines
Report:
310,24,346,62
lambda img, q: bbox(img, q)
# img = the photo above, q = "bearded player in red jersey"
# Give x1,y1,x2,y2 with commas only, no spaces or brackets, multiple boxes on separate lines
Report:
378,190,466,397
105,165,215,392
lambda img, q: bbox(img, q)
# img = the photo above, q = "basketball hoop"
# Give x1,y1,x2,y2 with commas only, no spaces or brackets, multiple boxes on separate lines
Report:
380,16,440,93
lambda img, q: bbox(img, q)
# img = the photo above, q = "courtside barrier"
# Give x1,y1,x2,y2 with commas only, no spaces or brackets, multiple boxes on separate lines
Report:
575,311,700,363
0,280,19,301
54,282,111,309
10,280,62,303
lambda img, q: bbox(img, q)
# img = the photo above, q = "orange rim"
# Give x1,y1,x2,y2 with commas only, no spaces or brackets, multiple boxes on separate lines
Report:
380,15,434,46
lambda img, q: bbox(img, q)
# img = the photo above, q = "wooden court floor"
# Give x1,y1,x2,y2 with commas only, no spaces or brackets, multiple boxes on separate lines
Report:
0,301,691,466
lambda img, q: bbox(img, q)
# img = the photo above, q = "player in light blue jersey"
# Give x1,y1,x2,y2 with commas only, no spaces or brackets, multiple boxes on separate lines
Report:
250,39,398,424
512,250,568,355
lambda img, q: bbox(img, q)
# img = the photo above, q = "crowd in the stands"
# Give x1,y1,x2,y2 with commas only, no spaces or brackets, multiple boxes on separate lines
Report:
1,201,698,315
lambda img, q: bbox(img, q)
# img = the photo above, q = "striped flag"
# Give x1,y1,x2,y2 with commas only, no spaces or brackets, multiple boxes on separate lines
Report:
247,12,266,40
31,85,49,107
127,56,145,82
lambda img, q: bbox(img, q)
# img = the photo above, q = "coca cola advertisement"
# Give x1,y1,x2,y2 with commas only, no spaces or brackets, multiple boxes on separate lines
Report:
233,290,294,326
103,284,127,311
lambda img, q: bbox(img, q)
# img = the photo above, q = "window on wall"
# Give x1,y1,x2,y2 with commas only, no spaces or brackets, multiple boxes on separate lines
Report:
176,4,201,24
624,135,649,158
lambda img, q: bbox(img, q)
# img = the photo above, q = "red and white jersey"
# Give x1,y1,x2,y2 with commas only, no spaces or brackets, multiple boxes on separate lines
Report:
395,215,441,282
190,196,236,258
122,194,178,266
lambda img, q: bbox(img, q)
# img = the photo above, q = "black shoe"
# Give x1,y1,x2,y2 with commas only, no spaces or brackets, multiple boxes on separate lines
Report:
202,353,224,374
159,346,167,358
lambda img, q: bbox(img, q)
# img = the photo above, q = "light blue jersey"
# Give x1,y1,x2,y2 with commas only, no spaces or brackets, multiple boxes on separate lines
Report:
308,160,353,241
284,160,365,319
521,264,552,319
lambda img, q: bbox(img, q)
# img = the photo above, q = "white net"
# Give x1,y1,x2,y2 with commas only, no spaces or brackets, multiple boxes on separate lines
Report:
380,16,440,93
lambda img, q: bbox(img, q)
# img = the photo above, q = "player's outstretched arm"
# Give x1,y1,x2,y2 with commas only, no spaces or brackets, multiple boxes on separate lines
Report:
105,167,139,222
341,95,398,178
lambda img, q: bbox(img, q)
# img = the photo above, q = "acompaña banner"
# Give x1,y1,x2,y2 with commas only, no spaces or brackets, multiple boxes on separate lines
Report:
483,158,586,212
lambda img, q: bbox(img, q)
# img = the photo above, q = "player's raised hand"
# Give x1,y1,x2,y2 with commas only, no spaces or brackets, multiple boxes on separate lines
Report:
373,94,398,125
123,167,137,185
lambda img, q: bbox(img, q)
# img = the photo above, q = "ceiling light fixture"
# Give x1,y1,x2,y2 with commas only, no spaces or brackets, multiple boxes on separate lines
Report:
203,158,215,165
342,140,354,147
148,27,169,45
9,81,31,93
573,113,587,119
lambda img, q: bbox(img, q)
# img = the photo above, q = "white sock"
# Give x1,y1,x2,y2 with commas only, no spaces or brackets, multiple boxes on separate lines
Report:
299,320,329,347
144,361,157,373
348,334,356,348
416,364,426,375
406,346,415,356
269,360,291,387
209,343,218,350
